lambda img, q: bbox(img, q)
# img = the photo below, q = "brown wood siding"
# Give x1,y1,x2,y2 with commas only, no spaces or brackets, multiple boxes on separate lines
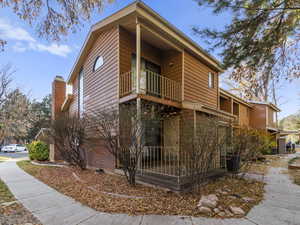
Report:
267,107,277,128
183,51,218,108
161,50,182,83
119,27,162,75
220,96,232,113
69,76,78,116
67,27,119,169
84,27,119,112
239,104,250,127
68,28,119,115
250,104,267,130
180,109,194,154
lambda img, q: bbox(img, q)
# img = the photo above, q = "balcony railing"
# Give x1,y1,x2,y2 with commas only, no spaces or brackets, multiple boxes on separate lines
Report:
120,70,182,102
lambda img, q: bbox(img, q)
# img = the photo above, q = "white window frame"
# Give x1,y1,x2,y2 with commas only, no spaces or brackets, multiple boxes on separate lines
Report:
208,72,214,89
93,56,104,71
78,69,84,117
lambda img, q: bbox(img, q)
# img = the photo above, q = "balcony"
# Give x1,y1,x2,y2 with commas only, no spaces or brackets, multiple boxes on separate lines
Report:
120,70,182,103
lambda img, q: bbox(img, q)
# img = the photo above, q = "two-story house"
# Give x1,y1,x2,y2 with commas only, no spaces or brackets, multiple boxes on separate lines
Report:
50,1,280,190
51,1,236,190
219,89,281,137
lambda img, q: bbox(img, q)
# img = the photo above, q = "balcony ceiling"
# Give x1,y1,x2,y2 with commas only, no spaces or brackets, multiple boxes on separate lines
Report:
121,22,179,51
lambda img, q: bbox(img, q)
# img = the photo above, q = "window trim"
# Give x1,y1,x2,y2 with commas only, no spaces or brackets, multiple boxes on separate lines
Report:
78,68,84,117
93,56,104,72
208,72,214,89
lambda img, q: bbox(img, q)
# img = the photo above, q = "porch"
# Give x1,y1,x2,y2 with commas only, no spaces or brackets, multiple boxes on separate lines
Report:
136,146,227,191
118,99,229,191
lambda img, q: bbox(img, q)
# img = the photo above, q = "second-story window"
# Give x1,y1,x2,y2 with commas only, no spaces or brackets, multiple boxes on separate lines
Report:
93,56,104,71
78,69,84,117
208,72,214,89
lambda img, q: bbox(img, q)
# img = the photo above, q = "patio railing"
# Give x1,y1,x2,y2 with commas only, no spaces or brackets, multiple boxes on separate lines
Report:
137,146,225,178
119,70,182,102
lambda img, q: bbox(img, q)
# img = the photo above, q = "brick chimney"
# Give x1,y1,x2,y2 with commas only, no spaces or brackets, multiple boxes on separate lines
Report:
52,75,66,120
50,75,66,162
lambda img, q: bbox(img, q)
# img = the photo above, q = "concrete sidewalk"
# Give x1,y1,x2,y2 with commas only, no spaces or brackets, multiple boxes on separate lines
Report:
0,157,300,225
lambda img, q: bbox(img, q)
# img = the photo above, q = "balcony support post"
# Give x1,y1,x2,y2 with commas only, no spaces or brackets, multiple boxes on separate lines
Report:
136,18,142,162
136,19,141,94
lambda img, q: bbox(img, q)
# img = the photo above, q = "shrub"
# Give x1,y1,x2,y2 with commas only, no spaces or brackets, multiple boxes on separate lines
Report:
28,141,49,161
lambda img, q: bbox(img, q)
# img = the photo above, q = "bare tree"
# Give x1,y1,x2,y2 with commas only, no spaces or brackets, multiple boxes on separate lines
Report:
182,115,227,190
88,103,146,185
0,64,13,106
50,115,89,169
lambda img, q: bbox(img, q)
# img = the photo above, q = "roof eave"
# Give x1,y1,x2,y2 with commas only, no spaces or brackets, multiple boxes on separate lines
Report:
67,1,223,84
136,1,223,72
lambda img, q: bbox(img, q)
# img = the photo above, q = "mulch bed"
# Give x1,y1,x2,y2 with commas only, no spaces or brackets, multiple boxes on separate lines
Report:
17,160,265,218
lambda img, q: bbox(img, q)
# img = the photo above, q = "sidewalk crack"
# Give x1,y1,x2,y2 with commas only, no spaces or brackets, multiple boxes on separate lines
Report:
76,212,99,225
138,215,144,225
245,217,260,225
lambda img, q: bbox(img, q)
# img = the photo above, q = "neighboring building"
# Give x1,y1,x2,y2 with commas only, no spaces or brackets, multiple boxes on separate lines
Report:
219,89,281,136
51,1,280,190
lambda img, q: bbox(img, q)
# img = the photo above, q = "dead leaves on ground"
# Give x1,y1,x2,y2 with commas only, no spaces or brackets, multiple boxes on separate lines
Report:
18,161,265,218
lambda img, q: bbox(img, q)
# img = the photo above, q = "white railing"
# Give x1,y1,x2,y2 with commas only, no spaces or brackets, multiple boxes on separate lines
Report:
119,70,182,102
120,71,135,97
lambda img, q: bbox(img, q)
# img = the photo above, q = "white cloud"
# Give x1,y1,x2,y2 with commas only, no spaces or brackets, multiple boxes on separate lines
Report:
30,42,72,57
0,18,36,42
0,18,72,57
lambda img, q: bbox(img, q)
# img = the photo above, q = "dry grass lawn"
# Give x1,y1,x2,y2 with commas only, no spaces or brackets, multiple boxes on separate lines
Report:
0,179,14,204
0,156,9,162
17,160,265,218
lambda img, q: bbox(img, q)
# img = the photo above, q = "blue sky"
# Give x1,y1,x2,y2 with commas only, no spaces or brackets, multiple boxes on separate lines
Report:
0,0,299,119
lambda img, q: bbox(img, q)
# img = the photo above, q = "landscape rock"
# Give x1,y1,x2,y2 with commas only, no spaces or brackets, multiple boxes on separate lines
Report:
229,206,245,215
218,212,226,217
225,209,233,216
199,206,212,214
218,205,224,210
198,195,218,208
207,194,218,202
213,208,220,214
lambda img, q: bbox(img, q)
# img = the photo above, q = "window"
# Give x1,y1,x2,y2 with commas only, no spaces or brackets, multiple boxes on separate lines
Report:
78,69,84,116
273,111,276,123
66,84,73,97
93,56,104,71
208,72,214,88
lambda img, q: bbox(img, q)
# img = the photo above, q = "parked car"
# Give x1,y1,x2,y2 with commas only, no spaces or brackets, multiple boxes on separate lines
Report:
15,144,27,152
2,145,17,153
1,144,27,153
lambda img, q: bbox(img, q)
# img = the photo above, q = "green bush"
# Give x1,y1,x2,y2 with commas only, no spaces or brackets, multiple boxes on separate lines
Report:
261,139,277,155
28,141,49,161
